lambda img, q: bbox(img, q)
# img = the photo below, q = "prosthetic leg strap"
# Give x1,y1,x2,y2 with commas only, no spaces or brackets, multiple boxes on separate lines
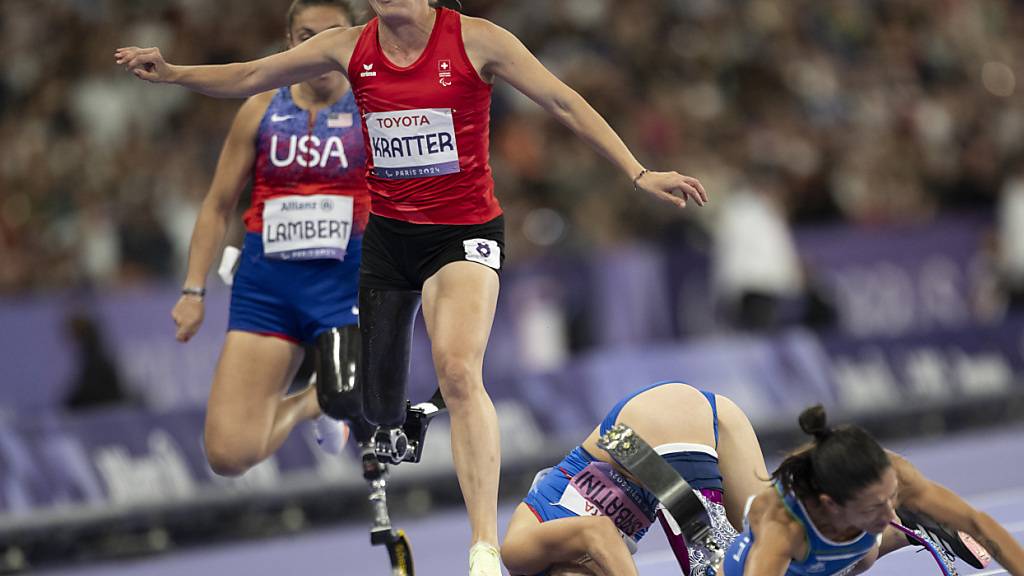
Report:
889,521,959,576
597,424,711,546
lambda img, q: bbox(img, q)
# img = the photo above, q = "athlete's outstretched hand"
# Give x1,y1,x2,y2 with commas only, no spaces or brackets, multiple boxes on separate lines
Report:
114,47,176,83
171,295,204,342
634,170,708,209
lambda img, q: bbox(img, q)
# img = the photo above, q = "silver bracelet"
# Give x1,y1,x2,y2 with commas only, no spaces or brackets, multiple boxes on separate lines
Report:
181,286,206,299
632,168,650,191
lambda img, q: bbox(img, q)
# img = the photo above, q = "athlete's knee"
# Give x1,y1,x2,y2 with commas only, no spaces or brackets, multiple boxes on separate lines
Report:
581,515,622,552
498,539,529,575
204,436,259,477
433,352,482,403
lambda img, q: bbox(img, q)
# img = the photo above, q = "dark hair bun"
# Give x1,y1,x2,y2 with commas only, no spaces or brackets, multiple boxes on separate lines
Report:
798,404,830,441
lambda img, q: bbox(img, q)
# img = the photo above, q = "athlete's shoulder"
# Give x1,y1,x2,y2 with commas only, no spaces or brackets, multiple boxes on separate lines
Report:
750,489,806,555
244,90,277,110
459,14,523,79
886,450,927,502
322,24,367,45
233,90,277,133
317,25,368,67
752,487,798,527
458,13,505,40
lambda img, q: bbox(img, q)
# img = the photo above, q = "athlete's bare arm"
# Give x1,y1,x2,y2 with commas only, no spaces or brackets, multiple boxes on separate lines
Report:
115,27,361,98
460,17,707,209
171,92,272,342
736,493,804,576
889,451,1024,575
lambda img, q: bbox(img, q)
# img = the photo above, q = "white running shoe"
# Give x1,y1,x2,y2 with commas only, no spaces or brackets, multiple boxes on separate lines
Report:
468,542,502,576
312,415,350,455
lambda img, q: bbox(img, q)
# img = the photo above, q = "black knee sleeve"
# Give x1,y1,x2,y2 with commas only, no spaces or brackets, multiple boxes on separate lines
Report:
315,325,375,444
359,288,422,429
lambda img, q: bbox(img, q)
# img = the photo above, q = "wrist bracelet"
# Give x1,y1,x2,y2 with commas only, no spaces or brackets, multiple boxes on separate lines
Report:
632,168,650,191
181,286,206,298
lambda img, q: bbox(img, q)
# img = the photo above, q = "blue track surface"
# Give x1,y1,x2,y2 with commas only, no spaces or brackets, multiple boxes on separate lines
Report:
40,425,1024,576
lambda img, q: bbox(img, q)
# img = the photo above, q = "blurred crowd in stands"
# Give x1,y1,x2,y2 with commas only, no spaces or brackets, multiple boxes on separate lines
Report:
2,0,1024,311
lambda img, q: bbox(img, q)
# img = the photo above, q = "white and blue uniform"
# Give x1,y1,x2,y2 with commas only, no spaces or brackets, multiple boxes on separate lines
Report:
522,381,737,576
721,484,880,576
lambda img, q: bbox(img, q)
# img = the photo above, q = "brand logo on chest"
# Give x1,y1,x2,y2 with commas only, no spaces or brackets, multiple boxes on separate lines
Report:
360,63,377,78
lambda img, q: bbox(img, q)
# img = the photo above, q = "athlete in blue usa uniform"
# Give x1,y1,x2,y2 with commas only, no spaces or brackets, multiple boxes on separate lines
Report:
232,84,368,339
170,0,374,477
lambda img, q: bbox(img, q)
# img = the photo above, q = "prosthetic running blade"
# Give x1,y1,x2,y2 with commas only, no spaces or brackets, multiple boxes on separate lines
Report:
897,508,991,569
363,449,415,575
889,520,959,576
597,423,718,558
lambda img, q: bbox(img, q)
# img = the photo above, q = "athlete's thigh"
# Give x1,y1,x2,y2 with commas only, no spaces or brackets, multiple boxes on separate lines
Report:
420,261,499,362
550,563,602,576
715,396,769,530
205,331,305,447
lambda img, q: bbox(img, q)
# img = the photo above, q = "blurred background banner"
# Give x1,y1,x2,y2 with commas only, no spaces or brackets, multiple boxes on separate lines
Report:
2,0,1024,572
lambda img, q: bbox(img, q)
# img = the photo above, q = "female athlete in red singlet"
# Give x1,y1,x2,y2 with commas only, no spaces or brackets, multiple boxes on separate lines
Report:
117,3,708,574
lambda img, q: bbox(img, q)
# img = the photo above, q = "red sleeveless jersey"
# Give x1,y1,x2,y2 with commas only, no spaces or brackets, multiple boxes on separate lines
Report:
348,7,502,225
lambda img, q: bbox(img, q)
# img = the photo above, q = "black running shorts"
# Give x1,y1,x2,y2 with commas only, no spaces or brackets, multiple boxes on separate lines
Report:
359,214,506,291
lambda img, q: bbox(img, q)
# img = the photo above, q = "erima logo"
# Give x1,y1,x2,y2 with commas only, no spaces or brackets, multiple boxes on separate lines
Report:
360,63,377,78
271,113,294,122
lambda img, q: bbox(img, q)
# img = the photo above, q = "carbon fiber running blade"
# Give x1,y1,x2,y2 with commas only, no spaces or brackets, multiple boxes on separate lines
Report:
597,423,712,545
897,508,990,569
889,521,959,576
387,530,414,576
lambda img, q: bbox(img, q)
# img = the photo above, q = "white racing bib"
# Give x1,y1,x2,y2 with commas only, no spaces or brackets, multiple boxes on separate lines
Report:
366,108,461,179
262,194,353,260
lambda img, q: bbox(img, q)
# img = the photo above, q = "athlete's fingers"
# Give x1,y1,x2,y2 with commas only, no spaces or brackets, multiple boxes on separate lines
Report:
672,182,701,207
683,175,708,204
657,189,686,209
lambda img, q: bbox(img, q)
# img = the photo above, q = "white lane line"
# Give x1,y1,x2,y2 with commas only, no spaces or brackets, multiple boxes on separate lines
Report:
966,487,1024,509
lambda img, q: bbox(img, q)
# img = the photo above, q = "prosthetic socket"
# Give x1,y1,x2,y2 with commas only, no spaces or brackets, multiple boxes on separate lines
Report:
360,289,423,463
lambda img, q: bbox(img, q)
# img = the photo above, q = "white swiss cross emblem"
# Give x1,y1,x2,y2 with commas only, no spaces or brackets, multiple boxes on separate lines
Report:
438,59,452,87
